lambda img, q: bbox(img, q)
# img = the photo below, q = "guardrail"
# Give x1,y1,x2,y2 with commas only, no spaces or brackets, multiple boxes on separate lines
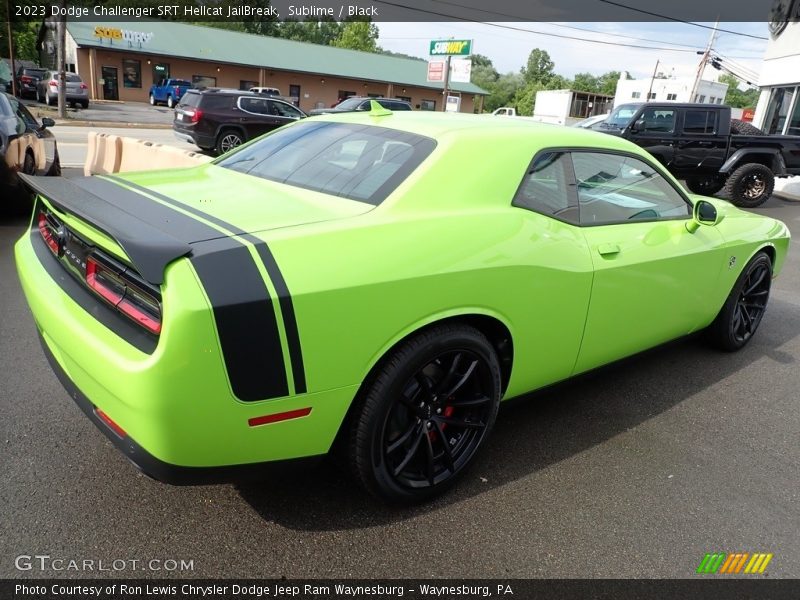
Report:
84,132,213,176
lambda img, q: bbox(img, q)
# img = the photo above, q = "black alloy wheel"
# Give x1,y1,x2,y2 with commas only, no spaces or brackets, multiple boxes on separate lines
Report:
708,252,772,351
348,324,501,502
216,130,244,155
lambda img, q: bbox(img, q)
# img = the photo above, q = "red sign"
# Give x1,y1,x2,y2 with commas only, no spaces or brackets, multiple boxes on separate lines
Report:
741,108,755,122
427,61,445,82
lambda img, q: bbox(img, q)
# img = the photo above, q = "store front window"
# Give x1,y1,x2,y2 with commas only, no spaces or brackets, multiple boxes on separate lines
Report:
192,75,217,89
152,63,169,85
122,59,141,88
787,91,800,135
764,86,797,134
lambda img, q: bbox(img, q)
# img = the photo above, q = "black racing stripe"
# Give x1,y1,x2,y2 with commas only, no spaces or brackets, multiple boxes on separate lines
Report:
191,239,289,401
38,175,290,401
113,177,307,395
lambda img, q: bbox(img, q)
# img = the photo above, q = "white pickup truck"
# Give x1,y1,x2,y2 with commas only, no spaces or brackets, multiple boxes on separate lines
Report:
492,107,519,116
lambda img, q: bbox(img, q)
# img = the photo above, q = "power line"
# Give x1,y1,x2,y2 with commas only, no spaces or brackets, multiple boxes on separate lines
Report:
374,1,701,52
429,0,707,49
596,0,768,40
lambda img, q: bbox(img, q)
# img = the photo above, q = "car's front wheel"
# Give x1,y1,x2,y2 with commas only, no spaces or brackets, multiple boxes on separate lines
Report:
347,323,501,503
215,130,244,155
707,252,772,351
149,94,156,105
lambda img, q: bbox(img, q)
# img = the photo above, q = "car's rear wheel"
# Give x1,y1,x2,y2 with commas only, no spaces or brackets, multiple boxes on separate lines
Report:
22,151,36,175
45,93,52,106
685,176,724,196
216,130,244,155
707,252,772,351
347,324,501,503
46,150,61,176
166,95,175,109
80,101,88,109
722,163,774,208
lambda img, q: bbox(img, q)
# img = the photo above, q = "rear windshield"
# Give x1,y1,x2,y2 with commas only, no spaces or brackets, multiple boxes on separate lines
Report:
178,92,201,108
23,69,46,78
65,73,82,82
216,121,436,205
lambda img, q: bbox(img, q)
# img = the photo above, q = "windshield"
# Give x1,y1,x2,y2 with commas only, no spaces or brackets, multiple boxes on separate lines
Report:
601,104,643,129
216,121,436,205
335,98,364,111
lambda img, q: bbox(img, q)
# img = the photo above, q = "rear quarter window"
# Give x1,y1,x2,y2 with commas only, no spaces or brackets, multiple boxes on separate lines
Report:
216,121,436,205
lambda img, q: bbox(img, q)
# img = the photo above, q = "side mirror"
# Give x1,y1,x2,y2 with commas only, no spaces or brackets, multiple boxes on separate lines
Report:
629,118,645,133
686,200,721,233
40,117,55,129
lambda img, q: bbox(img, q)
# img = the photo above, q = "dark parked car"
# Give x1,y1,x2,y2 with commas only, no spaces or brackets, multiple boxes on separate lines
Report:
308,97,412,115
173,88,307,155
36,71,90,108
595,102,800,207
1,92,59,208
15,67,47,99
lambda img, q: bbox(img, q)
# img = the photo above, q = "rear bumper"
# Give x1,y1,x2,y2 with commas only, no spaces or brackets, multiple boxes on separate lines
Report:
39,332,322,485
172,125,214,149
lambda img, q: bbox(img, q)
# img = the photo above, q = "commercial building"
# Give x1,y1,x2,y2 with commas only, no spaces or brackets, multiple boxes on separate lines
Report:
613,76,728,107
38,20,485,113
752,22,800,134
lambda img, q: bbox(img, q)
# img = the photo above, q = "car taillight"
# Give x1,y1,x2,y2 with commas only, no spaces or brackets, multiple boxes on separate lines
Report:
174,86,181,94
37,212,60,255
85,255,162,335
183,108,203,123
21,75,32,83
80,83,87,89
49,80,58,88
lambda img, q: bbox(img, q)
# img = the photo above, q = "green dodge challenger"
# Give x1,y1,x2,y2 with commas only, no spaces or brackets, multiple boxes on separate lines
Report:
15,108,790,502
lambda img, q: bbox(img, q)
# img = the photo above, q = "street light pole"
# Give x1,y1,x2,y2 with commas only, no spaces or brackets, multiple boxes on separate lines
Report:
6,0,17,97
57,0,67,119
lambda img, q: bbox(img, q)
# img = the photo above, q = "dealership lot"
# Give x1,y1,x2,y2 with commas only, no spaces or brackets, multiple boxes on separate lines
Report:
1,189,798,578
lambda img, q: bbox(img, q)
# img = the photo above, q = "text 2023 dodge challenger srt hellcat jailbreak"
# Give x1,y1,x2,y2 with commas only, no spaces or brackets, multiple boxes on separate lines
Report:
15,107,790,502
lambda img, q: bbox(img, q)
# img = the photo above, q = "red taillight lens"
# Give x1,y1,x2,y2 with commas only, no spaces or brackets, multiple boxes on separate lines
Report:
21,75,32,83
38,212,60,255
80,83,87,89
85,256,162,335
95,407,127,438
183,108,203,123
49,80,58,88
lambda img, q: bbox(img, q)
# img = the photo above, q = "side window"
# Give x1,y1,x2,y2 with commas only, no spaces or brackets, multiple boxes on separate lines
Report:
10,96,38,133
268,101,303,118
239,96,270,115
513,152,577,223
571,152,690,225
683,110,718,134
638,108,675,134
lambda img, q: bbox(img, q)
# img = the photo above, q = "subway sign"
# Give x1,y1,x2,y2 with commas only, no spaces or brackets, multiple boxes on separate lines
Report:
429,39,472,56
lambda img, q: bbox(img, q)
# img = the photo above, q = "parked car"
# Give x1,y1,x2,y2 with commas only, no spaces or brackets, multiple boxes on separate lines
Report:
15,112,790,502
36,71,89,108
1,92,59,208
308,96,412,115
249,87,281,96
173,88,307,155
15,66,47,99
149,78,193,108
595,102,800,207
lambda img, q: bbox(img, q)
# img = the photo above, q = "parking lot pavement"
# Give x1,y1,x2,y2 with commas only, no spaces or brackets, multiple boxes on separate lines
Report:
1,194,798,579
23,98,174,127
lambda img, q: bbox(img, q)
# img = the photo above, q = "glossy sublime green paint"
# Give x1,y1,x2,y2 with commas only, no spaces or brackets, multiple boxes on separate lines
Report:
15,112,791,470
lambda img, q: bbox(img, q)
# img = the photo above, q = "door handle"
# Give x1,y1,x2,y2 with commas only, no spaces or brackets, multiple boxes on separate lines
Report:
597,243,621,256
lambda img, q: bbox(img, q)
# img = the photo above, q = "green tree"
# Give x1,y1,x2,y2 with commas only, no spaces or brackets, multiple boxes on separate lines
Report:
719,74,759,108
484,72,524,112
331,21,380,52
521,48,555,86
469,53,499,90
597,71,623,96
572,72,599,93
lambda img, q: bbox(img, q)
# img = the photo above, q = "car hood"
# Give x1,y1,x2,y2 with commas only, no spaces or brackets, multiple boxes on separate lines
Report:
113,163,374,240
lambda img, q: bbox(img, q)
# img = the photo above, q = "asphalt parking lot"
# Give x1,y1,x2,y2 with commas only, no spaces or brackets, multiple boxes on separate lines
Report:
1,190,798,579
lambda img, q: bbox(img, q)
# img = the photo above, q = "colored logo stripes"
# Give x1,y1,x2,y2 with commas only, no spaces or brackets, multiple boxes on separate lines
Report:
696,552,773,574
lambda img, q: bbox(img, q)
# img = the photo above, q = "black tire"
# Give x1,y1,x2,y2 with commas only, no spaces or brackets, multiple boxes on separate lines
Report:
166,95,175,109
707,252,772,351
81,101,88,109
685,176,724,196
149,94,156,106
730,119,765,136
215,129,244,155
346,323,502,503
46,150,61,176
722,163,774,208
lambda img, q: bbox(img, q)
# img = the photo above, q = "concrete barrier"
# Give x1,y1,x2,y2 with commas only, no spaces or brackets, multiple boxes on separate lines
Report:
83,133,212,176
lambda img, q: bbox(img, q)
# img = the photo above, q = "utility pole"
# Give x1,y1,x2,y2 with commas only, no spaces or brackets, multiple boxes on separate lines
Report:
442,54,451,112
690,20,719,103
6,0,17,97
646,59,660,103
57,0,67,119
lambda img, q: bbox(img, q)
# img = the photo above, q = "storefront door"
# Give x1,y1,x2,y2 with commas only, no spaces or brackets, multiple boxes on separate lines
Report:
101,66,119,101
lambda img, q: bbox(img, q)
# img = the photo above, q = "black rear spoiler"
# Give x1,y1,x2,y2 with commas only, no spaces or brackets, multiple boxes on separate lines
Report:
20,174,191,285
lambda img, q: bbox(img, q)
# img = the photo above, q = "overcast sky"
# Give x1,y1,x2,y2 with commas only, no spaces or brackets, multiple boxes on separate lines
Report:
377,22,768,87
